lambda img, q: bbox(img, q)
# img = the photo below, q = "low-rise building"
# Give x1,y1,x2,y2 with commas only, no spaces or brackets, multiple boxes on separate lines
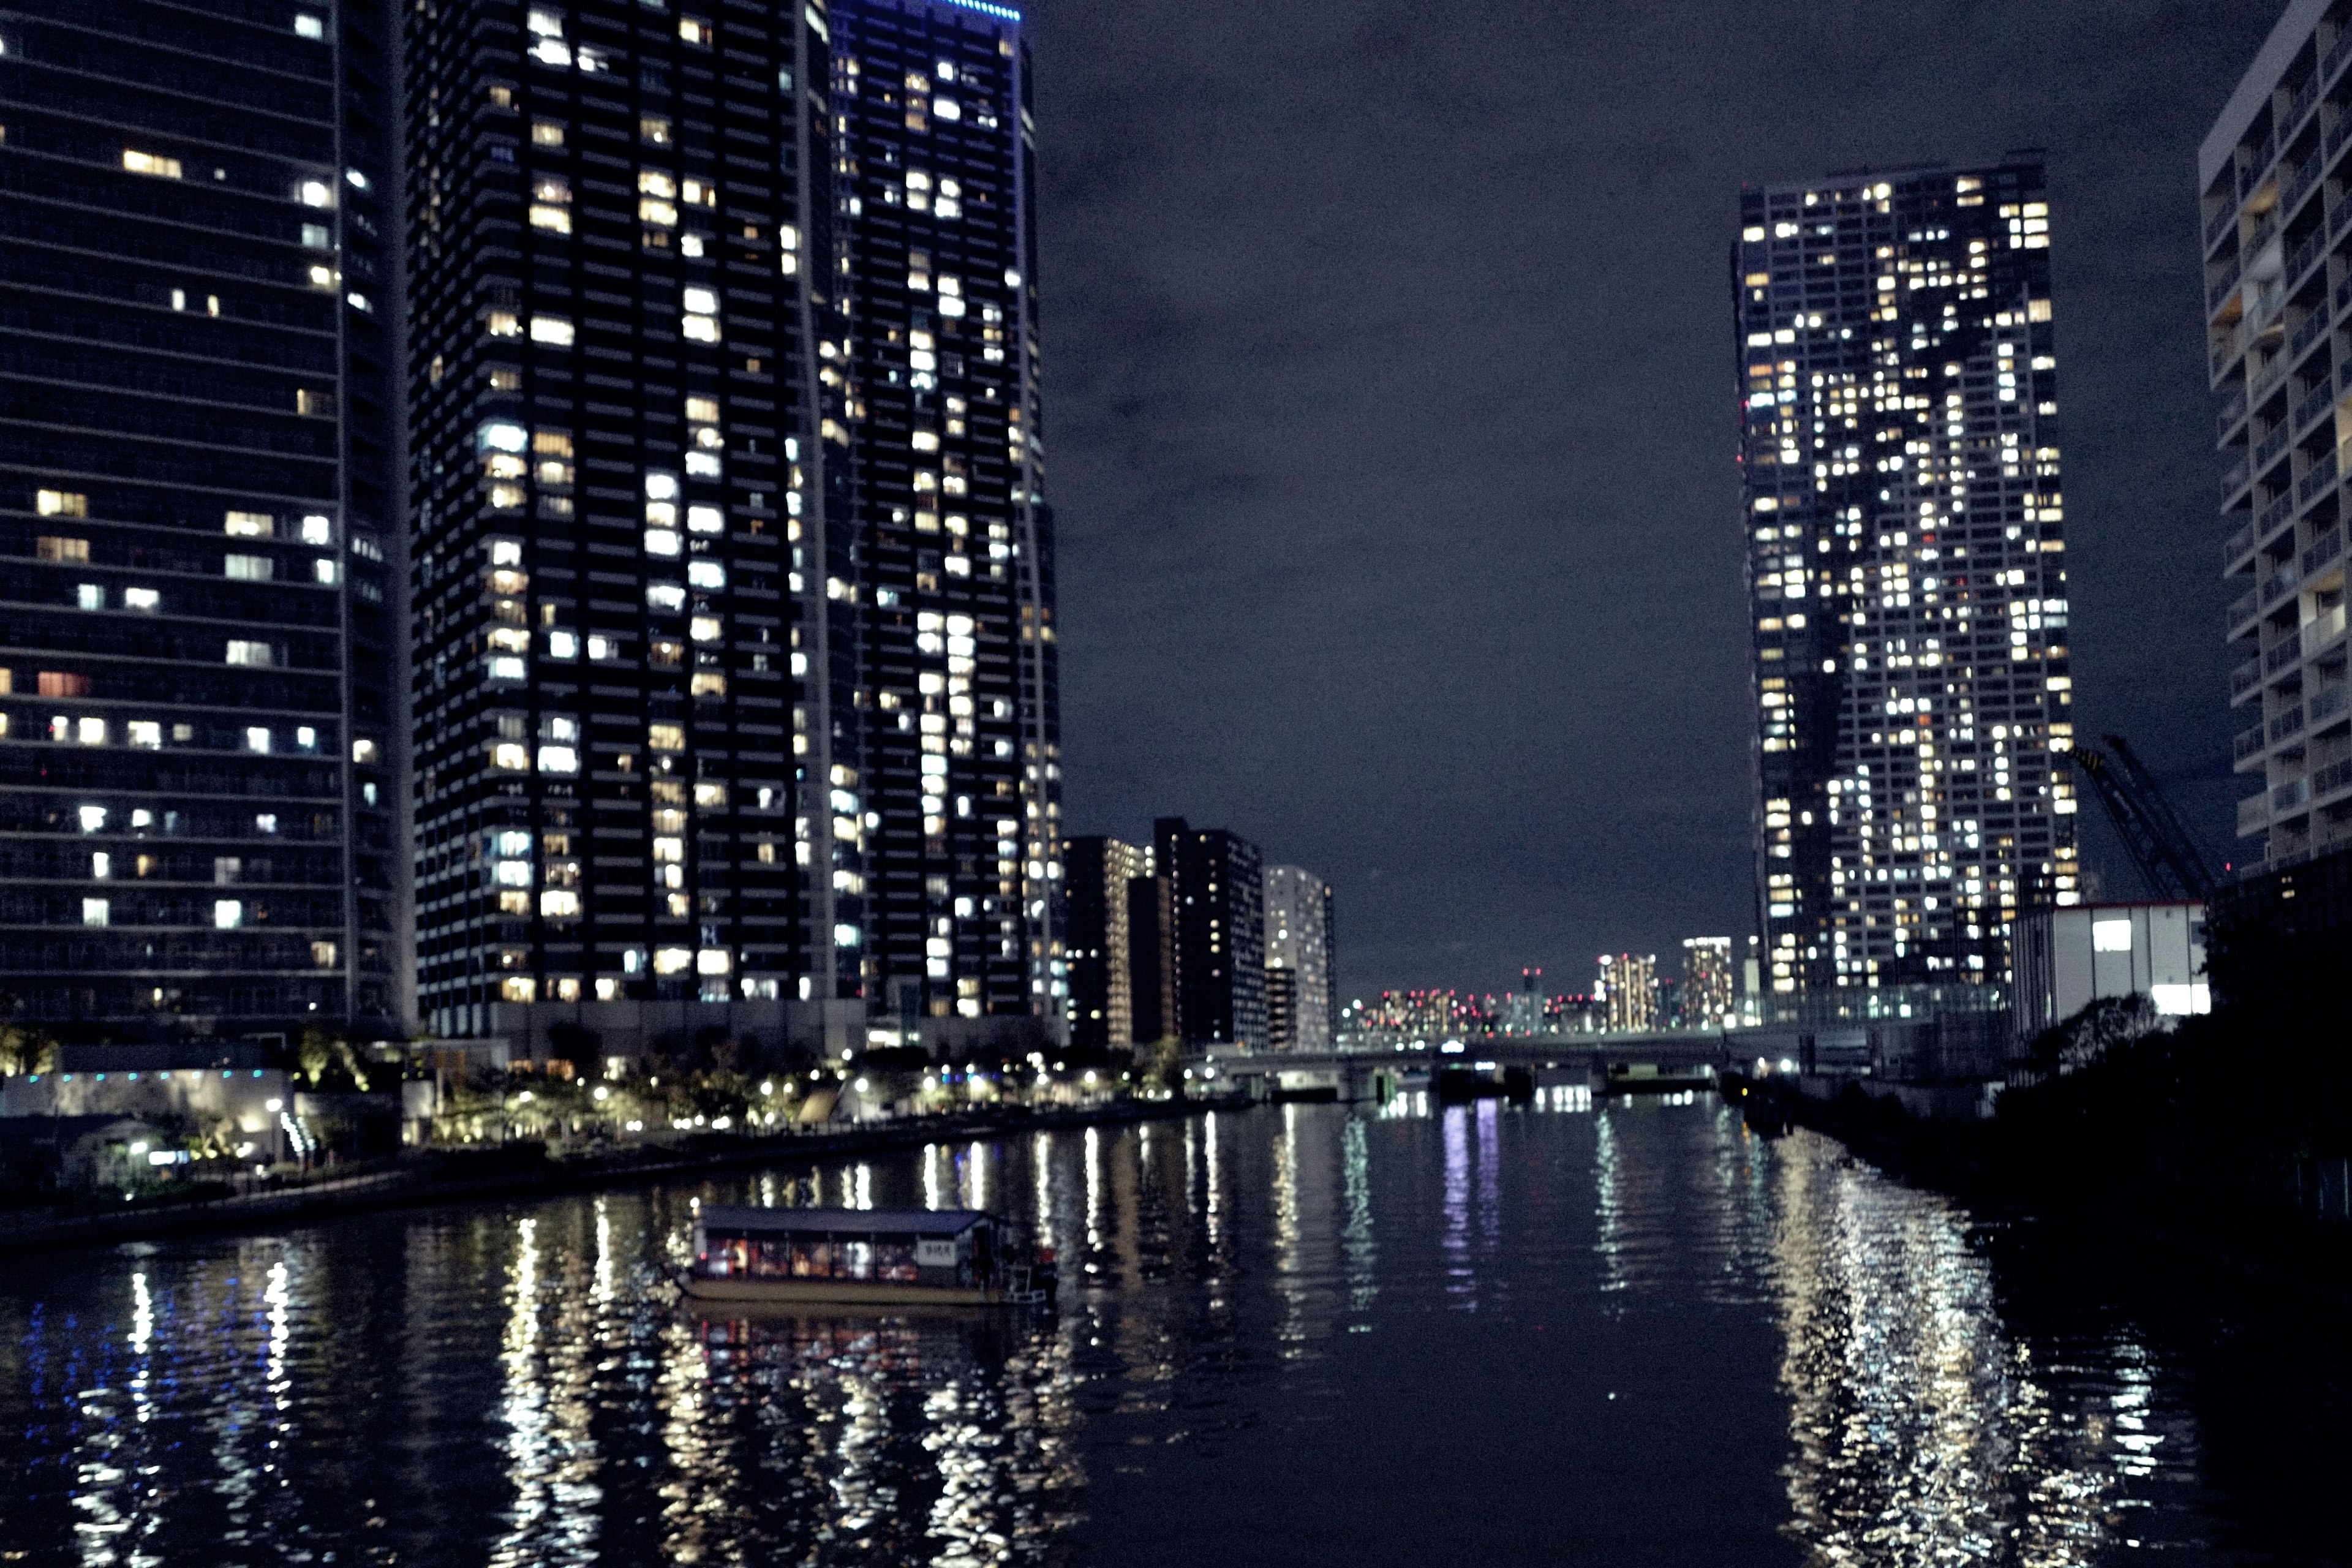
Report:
2012,902,2209,1041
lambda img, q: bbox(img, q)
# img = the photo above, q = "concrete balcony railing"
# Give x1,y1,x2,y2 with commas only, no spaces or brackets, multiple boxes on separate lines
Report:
2237,720,2269,763
2256,421,2293,470
2268,633,2305,674
2293,368,2342,432
2233,654,2265,701
2271,702,2309,745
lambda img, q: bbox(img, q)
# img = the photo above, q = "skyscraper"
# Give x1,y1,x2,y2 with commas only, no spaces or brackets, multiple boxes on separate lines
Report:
1063,835,1142,1049
1262,864,1334,1052
1736,155,2078,997
1155,818,1264,1049
1596,953,1657,1031
1679,937,1735,1028
2208,1,2352,870
404,0,1058,1056
0,2,404,1041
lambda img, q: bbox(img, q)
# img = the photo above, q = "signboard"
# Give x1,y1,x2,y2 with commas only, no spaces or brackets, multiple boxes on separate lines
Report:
915,1238,958,1267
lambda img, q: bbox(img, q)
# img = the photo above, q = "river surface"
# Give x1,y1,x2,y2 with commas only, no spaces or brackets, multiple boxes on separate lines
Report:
1,1095,2346,1566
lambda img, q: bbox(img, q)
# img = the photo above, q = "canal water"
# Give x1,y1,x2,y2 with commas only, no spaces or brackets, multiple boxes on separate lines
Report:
1,1095,2345,1566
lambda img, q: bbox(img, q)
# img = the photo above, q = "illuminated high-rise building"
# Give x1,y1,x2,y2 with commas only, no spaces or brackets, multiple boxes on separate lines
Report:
1736,154,2078,996
1154,817,1264,1049
1679,937,1735,1028
1063,835,1142,1049
2208,1,2352,867
1596,952,1657,1031
0,1,404,1041
406,0,1060,1055
1262,864,1333,1052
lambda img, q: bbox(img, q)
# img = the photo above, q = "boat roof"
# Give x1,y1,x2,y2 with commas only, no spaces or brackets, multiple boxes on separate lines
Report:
698,1205,989,1237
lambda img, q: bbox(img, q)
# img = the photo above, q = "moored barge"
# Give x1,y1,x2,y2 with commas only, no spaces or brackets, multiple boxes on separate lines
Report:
682,1205,1057,1307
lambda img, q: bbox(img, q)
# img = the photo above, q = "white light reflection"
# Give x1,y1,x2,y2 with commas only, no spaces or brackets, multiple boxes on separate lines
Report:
1341,1114,1378,1319
1768,1133,2189,1564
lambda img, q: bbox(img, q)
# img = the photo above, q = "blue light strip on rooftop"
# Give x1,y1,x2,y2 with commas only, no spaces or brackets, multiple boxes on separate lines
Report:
938,0,1021,21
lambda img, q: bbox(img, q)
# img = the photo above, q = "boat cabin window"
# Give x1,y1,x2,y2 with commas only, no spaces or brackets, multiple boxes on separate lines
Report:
875,1239,919,1281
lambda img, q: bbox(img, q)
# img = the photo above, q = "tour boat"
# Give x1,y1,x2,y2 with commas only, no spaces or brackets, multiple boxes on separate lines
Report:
680,1205,1058,1307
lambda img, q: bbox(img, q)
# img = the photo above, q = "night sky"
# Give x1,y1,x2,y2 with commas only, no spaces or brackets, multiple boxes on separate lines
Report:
1025,0,2280,1001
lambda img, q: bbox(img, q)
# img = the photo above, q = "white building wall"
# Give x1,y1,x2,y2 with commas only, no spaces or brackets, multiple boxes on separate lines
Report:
2013,902,2209,1041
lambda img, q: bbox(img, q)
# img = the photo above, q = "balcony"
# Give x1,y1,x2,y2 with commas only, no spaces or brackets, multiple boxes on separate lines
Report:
2288,224,2328,288
2218,385,2248,437
2230,585,2261,638
2256,421,2292,470
2220,451,2251,499
2237,720,2269,762
2314,752,2352,802
2225,516,2256,568
2268,633,2304,674
2329,24,2352,85
2208,204,2240,251
2293,372,2339,432
2255,491,2295,543
2285,73,2323,143
2307,601,2350,658
2240,792,2272,835
2310,684,2351,730
2286,160,2323,225
2272,702,2308,744
2299,446,2341,505
2263,558,2304,607
2209,255,2244,311
2233,654,2264,701
2304,526,2345,578
2274,774,2313,813
2335,189,2352,238
2290,300,2332,359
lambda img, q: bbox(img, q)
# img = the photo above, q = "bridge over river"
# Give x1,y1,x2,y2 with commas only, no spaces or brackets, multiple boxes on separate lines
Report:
1197,1030,1760,1102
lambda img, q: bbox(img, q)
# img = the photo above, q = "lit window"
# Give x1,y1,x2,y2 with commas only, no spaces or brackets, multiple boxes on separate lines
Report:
644,528,681,556
532,119,565,146
225,510,274,538
127,722,161,748
122,149,183,178
529,314,574,345
298,179,334,208
83,898,110,927
648,723,685,752
245,726,271,753
225,554,274,581
295,13,325,37
38,490,88,518
541,889,582,918
76,584,104,610
538,745,579,774
686,560,725,589
214,899,243,930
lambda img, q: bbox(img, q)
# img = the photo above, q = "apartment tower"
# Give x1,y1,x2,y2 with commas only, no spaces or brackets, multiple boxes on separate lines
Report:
405,0,1059,1054
1153,817,1264,1049
1262,862,1333,1052
0,1,404,1040
1736,155,2078,996
2209,1,2352,869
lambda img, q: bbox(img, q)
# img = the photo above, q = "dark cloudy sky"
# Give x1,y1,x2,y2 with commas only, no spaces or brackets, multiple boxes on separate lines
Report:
1023,0,2280,1002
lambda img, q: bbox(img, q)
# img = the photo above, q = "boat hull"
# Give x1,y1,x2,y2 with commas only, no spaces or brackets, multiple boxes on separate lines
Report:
679,1273,1027,1307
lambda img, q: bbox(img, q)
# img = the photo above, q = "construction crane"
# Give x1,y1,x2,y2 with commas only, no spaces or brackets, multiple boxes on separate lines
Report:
2069,734,2216,901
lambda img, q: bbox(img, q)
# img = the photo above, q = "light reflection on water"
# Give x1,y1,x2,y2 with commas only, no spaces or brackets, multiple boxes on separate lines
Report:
0,1102,2291,1565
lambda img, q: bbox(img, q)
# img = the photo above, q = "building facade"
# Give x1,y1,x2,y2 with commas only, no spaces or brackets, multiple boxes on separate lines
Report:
1154,817,1264,1049
1596,952,1657,1031
404,0,1060,1055
1261,863,1333,1052
2207,0,2352,869
1679,937,1735,1028
0,1,405,1041
1737,154,2078,997
1063,834,1141,1049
